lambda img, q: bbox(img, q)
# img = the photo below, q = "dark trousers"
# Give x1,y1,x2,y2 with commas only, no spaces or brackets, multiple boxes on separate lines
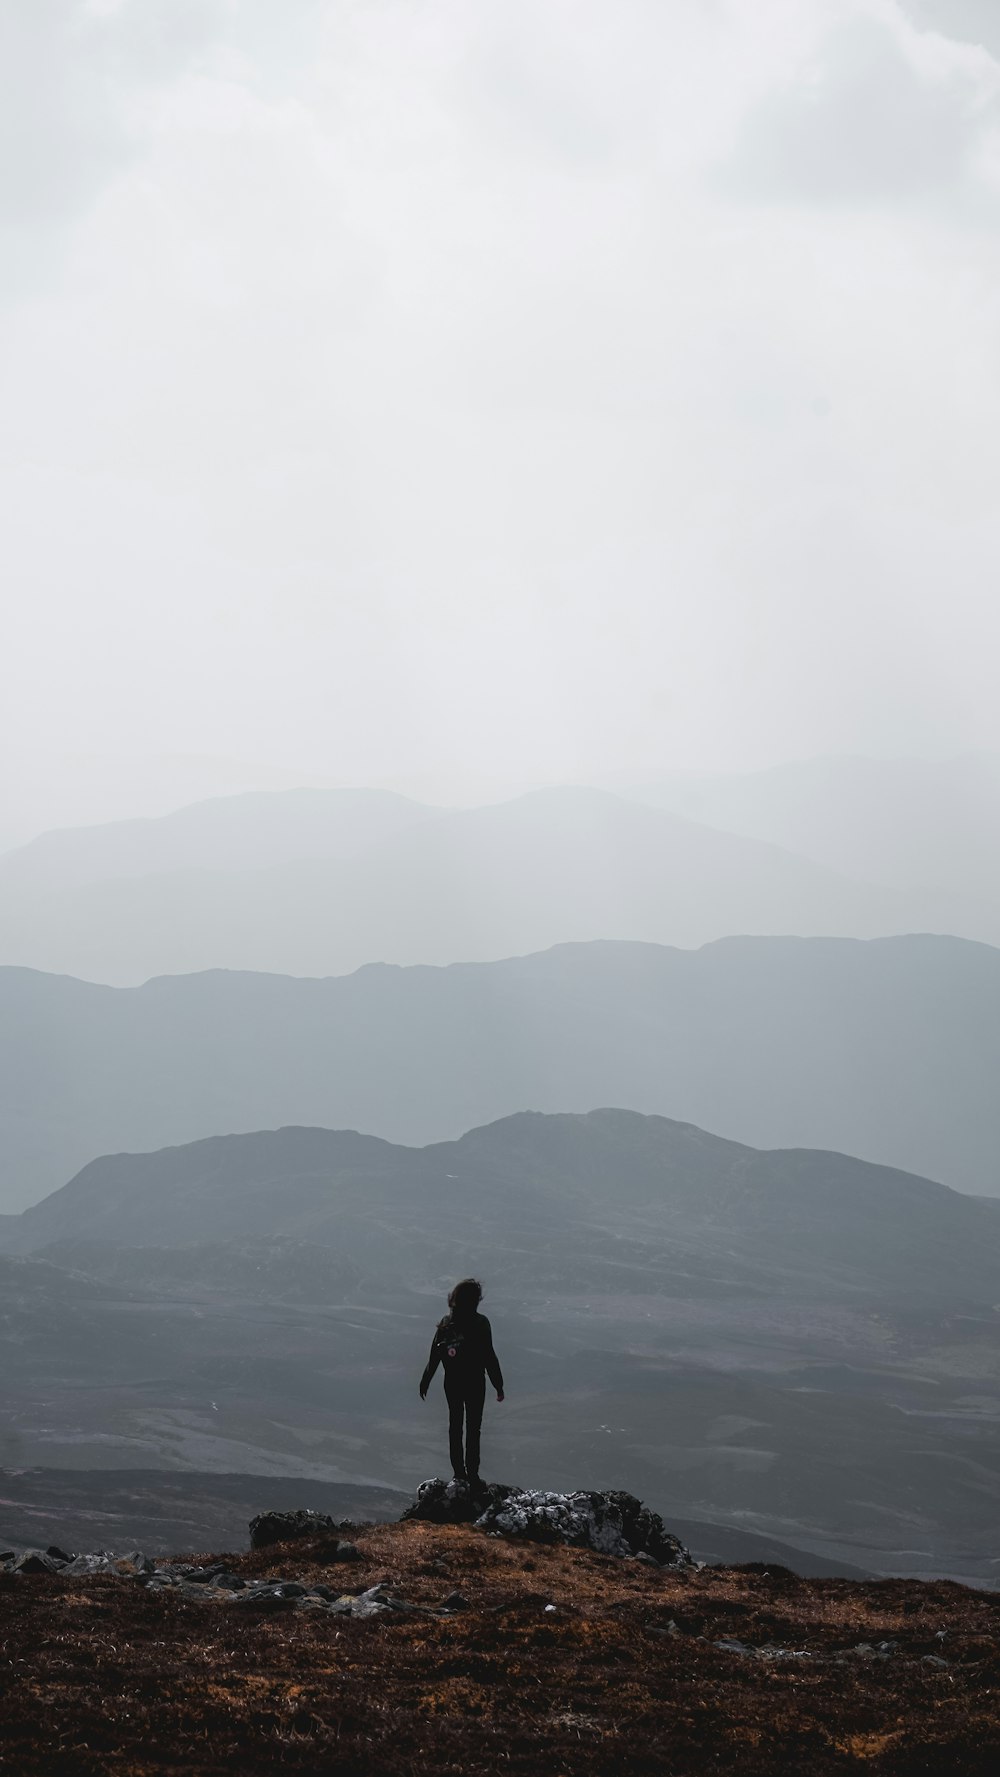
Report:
444,1372,486,1478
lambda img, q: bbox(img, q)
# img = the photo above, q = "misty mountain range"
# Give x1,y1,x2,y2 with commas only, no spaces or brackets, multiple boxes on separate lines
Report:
2,931,999,1214
3,1109,999,1581
0,781,995,986
625,753,1000,901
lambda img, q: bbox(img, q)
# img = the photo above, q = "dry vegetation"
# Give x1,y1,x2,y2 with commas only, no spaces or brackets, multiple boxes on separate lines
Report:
3,1520,1000,1774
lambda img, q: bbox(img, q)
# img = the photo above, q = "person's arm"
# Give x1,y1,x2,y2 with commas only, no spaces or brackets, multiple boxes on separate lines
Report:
419,1333,441,1399
481,1316,505,1397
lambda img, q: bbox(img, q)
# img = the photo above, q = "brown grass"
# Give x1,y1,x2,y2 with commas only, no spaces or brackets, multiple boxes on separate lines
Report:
2,1522,999,1773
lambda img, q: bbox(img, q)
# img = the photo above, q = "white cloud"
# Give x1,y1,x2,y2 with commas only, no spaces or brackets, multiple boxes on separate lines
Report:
718,11,1000,209
2,0,1000,815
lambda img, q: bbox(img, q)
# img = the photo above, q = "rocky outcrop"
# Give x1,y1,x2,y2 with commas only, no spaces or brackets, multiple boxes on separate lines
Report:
248,1509,338,1549
401,1481,693,1567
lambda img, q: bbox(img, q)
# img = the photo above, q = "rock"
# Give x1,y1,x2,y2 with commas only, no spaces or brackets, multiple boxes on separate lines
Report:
115,1551,154,1575
402,1478,490,1525
46,1546,74,1565
351,1585,393,1618
633,1550,659,1568
404,1482,692,1566
333,1541,362,1563
443,1591,470,1611
230,1587,297,1613
279,1582,308,1598
12,1550,64,1575
922,1654,949,1668
248,1509,338,1551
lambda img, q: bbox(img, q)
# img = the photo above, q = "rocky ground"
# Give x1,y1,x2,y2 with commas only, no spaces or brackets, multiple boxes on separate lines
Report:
2,1493,999,1774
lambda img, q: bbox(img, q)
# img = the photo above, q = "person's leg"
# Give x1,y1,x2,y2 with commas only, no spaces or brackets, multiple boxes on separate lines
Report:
464,1377,486,1479
444,1378,467,1478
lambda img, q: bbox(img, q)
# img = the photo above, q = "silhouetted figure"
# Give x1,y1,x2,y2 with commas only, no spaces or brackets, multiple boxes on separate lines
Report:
419,1277,504,1482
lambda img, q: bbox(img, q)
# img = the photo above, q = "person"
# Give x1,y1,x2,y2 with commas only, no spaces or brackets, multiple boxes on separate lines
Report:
419,1277,504,1484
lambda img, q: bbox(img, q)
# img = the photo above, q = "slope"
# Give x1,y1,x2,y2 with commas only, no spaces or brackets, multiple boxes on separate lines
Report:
0,786,969,985
2,931,1000,1212
3,1111,1000,1579
625,753,1000,901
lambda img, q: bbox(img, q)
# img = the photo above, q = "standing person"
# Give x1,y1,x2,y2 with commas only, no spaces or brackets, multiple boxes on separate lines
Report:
419,1278,504,1484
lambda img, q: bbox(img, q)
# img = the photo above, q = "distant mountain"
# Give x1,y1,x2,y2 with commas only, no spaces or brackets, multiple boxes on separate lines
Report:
9,1111,999,1302
624,754,1000,901
0,786,439,893
2,933,999,1212
0,785,978,986
4,1111,1000,1579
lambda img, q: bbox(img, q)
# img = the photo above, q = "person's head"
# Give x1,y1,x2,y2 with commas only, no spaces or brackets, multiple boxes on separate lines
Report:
448,1277,483,1318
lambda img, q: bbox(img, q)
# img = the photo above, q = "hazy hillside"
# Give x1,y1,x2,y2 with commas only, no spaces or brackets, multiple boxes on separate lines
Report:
3,1111,1000,1580
626,754,1000,900
0,786,438,893
9,1110,999,1300
0,786,976,986
2,932,1000,1212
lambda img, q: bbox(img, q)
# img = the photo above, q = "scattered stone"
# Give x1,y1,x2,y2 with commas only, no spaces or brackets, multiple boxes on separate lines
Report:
230,1587,297,1613
333,1541,362,1563
12,1551,64,1575
180,1564,227,1585
922,1654,949,1669
46,1546,74,1565
248,1509,338,1551
443,1591,470,1611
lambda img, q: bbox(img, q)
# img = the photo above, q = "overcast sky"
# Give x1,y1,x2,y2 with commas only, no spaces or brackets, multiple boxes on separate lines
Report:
3,0,1000,833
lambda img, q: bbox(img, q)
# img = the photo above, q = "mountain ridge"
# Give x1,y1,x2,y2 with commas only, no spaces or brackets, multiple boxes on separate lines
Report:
2,932,999,1211
0,784,983,986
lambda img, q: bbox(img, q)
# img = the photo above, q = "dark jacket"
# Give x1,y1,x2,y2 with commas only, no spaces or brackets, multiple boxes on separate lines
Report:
421,1311,504,1393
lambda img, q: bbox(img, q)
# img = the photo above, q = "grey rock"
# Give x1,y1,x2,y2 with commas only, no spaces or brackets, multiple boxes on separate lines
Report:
405,1481,692,1566
279,1582,308,1598
922,1654,949,1668
12,1550,63,1575
249,1509,337,1551
45,1545,74,1565
443,1591,470,1611
230,1586,296,1613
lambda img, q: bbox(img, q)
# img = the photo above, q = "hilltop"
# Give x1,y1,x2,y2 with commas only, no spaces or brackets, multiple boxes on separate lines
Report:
2,1511,998,1774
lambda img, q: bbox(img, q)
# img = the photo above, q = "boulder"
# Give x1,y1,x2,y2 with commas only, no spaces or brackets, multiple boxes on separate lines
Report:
12,1550,64,1574
401,1477,505,1525
402,1480,692,1566
248,1509,338,1550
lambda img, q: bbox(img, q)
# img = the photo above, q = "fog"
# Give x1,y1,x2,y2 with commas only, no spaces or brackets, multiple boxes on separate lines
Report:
6,0,1000,1604
4,0,1000,847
